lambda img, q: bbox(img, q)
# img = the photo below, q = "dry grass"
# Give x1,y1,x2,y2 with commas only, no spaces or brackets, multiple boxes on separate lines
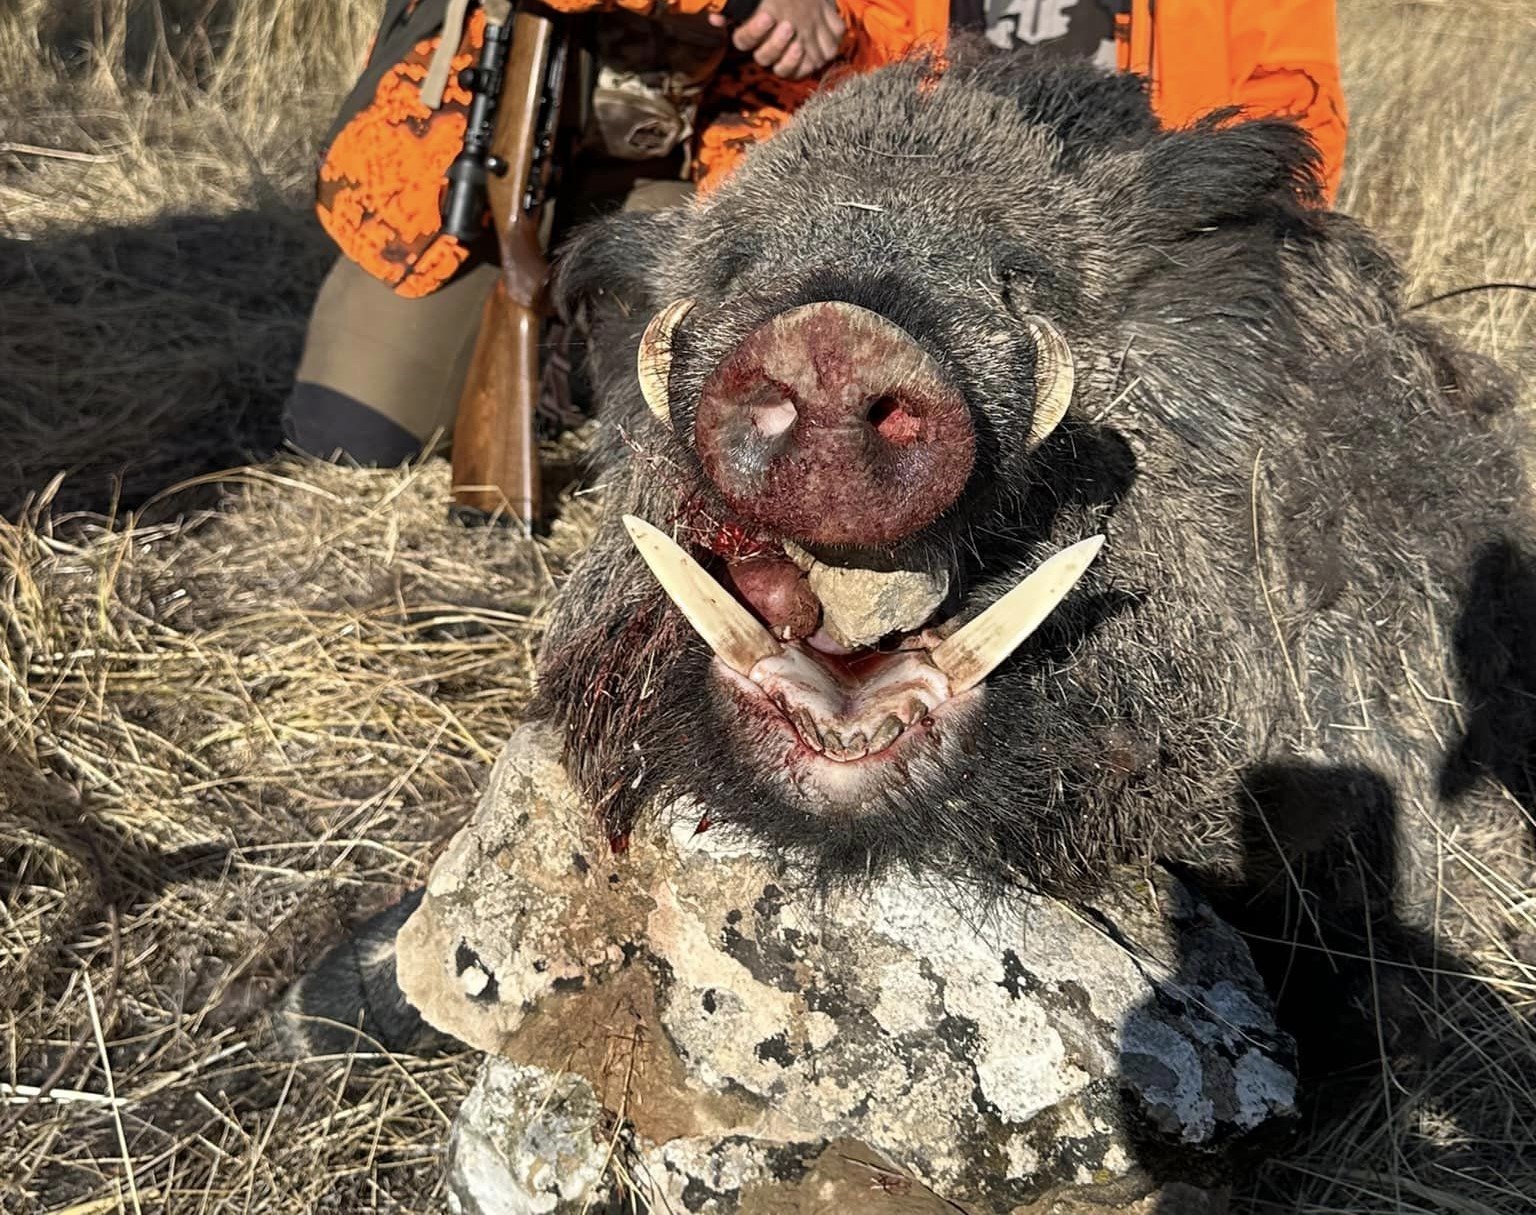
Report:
0,1,1532,1212
1336,0,1536,387
1250,14,1536,1205
0,0,375,516
0,455,599,1212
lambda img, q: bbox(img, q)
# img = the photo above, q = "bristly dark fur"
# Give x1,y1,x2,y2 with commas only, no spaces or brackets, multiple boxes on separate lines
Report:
537,42,1532,916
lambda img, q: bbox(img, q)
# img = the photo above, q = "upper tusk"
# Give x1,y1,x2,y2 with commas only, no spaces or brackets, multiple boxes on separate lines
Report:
637,299,694,427
929,535,1105,694
1023,315,1074,449
622,514,782,676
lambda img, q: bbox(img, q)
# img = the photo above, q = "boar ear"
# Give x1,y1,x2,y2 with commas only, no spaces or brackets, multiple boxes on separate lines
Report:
1110,115,1325,238
551,208,690,325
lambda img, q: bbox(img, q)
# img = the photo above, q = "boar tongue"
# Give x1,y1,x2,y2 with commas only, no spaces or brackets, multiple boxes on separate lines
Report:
725,546,948,649
723,557,821,641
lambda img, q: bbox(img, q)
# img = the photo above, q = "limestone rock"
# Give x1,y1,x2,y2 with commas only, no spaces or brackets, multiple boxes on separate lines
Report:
446,1062,610,1215
789,546,948,649
447,1057,1238,1215
398,724,1297,1213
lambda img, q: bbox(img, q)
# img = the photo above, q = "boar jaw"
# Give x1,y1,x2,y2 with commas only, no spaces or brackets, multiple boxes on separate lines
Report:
625,513,1104,767
746,646,954,761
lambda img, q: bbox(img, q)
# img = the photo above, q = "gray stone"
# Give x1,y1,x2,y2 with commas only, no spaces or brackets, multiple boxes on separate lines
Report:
446,1063,611,1215
398,724,1296,1213
791,546,949,649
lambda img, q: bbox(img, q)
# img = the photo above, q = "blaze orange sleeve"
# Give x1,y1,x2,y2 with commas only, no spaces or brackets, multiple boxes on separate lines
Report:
1147,0,1346,204
1220,0,1348,203
692,0,949,191
836,0,949,70
541,0,729,13
1222,0,1345,201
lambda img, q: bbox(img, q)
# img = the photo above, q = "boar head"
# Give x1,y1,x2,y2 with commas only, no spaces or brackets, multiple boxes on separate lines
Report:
537,48,1357,893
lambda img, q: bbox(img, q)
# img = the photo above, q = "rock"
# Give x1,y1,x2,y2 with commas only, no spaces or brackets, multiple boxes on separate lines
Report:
446,1062,611,1215
447,1056,1237,1215
398,724,1296,1213
785,543,949,648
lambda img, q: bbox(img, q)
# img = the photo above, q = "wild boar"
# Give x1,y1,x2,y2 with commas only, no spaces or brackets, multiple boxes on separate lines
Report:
537,42,1535,924
276,48,1536,1138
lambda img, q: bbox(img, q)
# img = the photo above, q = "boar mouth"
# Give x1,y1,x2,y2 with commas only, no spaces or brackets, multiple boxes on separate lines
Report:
623,515,1104,764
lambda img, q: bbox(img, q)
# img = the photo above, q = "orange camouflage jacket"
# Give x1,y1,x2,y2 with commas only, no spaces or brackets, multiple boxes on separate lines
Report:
318,0,1346,297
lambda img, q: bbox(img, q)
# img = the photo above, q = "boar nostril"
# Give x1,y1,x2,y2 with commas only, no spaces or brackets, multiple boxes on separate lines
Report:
749,399,798,438
867,395,922,446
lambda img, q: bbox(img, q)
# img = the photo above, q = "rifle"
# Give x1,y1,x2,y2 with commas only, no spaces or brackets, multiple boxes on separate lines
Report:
445,0,570,528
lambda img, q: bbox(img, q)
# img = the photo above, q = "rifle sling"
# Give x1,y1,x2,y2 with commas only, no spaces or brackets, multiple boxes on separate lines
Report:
420,0,473,109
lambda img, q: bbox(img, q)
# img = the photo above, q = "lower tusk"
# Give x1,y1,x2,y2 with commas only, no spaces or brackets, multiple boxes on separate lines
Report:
929,535,1105,694
622,515,782,676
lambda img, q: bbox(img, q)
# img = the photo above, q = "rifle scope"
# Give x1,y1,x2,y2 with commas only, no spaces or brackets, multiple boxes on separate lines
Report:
441,18,513,243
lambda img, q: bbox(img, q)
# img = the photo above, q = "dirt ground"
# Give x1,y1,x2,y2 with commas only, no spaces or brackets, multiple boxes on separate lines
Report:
1,1,1533,1211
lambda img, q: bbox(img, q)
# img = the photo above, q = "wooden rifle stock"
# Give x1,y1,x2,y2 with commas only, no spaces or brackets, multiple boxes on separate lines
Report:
451,3,565,526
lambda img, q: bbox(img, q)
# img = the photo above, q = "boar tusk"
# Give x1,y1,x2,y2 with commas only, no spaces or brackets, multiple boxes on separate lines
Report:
622,515,782,675
1024,316,1075,448
929,535,1105,694
636,299,694,426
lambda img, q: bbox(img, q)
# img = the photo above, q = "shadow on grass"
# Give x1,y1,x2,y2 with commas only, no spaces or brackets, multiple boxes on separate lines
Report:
1149,542,1536,1208
1167,761,1536,1209
0,204,333,518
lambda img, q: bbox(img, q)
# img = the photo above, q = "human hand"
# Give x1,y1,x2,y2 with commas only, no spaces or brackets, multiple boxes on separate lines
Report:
709,0,846,81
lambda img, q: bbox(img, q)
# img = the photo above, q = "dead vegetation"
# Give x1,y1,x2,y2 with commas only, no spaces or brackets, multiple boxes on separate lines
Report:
1337,0,1536,387
0,0,1533,1211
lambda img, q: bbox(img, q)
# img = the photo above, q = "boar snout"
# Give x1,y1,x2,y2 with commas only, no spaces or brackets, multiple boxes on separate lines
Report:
692,301,975,547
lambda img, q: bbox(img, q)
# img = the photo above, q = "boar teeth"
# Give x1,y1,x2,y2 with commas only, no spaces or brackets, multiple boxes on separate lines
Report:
622,515,782,676
869,715,905,753
792,709,824,752
929,535,1106,694
636,299,694,427
1023,315,1075,449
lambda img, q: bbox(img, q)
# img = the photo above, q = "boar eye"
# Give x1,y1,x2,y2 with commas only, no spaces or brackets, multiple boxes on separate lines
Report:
707,236,763,295
999,265,1040,320
998,258,1064,323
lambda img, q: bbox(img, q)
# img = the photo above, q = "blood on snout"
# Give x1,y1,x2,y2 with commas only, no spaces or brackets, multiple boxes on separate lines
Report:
694,302,974,547
723,556,821,640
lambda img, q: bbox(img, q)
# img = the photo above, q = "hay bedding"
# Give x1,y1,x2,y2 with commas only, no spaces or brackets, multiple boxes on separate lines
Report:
0,1,1533,1211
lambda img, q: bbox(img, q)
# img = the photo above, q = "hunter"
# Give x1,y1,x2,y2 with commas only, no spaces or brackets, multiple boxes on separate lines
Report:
283,0,1346,466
